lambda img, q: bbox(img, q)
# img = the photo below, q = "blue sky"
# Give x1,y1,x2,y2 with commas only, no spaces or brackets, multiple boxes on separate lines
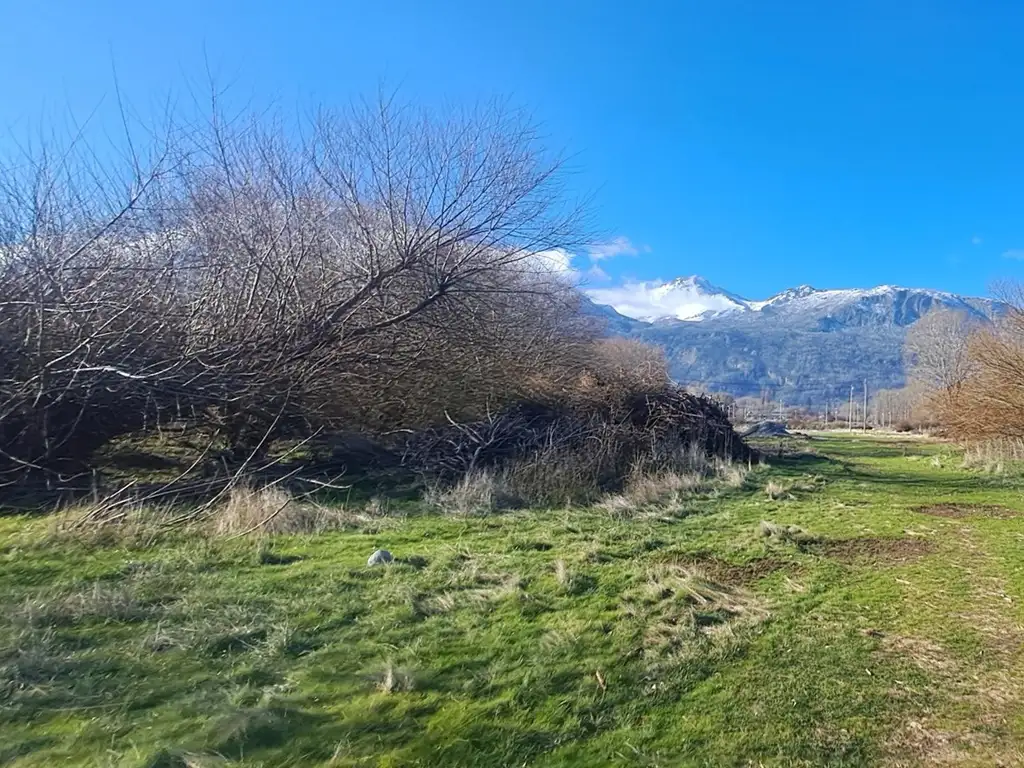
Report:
3,0,1024,299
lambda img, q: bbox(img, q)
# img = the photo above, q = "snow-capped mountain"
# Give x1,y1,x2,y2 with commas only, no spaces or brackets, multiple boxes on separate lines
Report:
585,278,1004,407
587,277,998,327
586,275,750,322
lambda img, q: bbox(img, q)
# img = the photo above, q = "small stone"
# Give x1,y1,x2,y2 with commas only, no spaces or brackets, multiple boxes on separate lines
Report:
367,549,393,566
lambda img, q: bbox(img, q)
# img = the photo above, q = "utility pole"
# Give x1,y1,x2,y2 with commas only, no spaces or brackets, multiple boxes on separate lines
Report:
863,380,868,431
848,385,854,431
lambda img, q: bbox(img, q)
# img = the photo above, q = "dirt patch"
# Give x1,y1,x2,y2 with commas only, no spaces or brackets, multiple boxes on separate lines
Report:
668,555,793,587
915,503,1020,519
876,632,958,674
808,536,936,565
878,528,1024,766
879,632,1024,766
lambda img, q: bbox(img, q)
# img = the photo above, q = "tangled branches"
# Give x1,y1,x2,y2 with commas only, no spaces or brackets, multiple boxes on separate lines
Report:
0,96,586,492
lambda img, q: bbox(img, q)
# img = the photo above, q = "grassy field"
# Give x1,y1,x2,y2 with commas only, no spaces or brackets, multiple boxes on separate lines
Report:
4,435,1024,766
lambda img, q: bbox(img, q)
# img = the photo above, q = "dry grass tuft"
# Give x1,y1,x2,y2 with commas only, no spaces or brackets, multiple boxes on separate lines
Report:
551,558,590,594
495,441,622,508
960,438,1024,473
763,480,790,500
621,564,769,674
554,559,570,587
44,487,391,546
423,471,522,516
758,520,817,545
416,556,525,615
210,485,369,535
426,436,754,516
44,501,173,547
14,583,149,628
598,470,703,517
213,486,300,535
374,660,415,694
597,453,748,518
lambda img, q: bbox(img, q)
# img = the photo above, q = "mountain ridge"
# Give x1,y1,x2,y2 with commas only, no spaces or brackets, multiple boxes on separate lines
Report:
583,277,1004,407
586,275,997,324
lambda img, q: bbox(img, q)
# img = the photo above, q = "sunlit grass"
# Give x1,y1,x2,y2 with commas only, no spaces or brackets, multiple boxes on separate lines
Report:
3,434,1024,765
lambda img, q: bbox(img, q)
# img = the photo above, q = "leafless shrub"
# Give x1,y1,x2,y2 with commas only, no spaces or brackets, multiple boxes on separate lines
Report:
409,379,753,508
0,93,588,494
904,309,979,405
906,288,1024,442
590,338,671,391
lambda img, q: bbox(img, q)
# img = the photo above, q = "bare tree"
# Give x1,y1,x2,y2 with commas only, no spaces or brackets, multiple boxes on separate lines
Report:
903,308,977,403
941,297,1024,440
0,94,590,487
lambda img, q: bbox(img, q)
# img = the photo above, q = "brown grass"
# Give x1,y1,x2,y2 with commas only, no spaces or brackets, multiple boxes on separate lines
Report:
14,583,150,628
807,536,936,565
914,503,1020,519
372,661,416,694
597,454,748,518
879,528,1024,765
210,485,374,535
663,555,795,588
621,564,770,673
763,480,790,500
423,471,521,516
757,520,817,545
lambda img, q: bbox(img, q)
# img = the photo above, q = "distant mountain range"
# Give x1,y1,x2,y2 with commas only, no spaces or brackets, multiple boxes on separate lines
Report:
584,276,1003,407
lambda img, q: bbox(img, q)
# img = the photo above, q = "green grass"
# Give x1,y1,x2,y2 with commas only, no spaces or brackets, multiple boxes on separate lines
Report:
4,435,1024,766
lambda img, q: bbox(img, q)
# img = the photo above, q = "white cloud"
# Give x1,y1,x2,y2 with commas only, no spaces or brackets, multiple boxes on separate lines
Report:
584,264,610,282
532,248,575,274
1003,249,1024,260
972,235,983,245
587,236,641,261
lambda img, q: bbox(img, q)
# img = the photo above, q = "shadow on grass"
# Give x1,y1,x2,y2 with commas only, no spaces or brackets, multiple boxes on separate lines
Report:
0,736,59,764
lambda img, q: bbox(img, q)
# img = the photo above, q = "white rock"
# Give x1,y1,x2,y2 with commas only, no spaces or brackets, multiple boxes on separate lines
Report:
367,549,393,566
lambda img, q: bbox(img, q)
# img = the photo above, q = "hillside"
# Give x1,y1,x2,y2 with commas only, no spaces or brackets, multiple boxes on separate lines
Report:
585,278,1002,406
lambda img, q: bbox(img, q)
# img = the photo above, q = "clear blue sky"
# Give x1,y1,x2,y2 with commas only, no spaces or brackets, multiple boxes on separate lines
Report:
3,0,1024,299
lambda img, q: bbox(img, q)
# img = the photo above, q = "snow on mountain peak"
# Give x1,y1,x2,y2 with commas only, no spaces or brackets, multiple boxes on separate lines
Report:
586,274,749,322
776,284,819,300
586,277,995,324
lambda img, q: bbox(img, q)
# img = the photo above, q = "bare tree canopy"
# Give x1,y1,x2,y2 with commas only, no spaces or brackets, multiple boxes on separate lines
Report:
0,95,591,487
903,308,977,397
906,286,1024,441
